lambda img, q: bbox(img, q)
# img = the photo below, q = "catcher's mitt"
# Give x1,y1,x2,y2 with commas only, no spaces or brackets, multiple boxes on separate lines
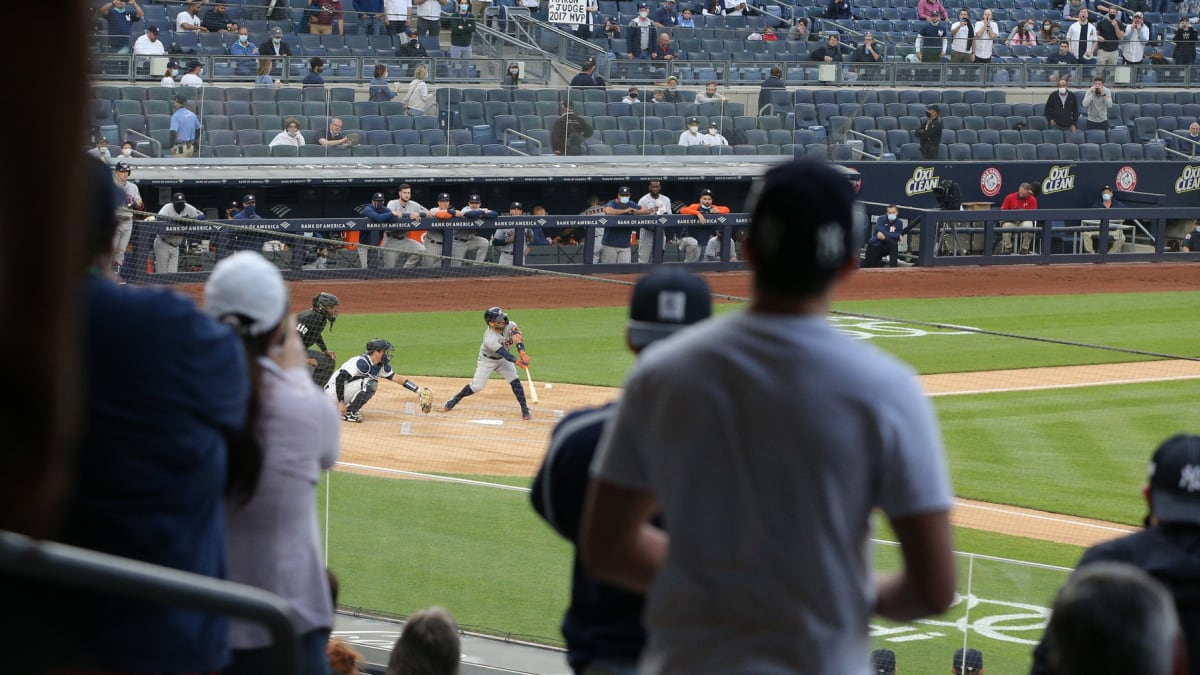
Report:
418,387,434,414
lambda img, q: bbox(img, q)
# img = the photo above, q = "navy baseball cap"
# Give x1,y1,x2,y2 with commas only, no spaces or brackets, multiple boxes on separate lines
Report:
509,201,523,209
618,186,631,195
468,194,481,202
437,192,451,201
627,268,712,350
871,648,896,674
172,192,186,203
243,194,256,204
953,648,984,673
371,191,386,201
1148,434,1200,525
699,188,713,196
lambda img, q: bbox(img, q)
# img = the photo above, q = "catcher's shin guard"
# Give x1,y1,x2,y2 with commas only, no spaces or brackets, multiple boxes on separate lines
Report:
347,380,378,413
509,379,529,411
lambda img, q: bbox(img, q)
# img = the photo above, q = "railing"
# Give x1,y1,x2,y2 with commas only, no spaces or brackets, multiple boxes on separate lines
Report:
1160,127,1200,160
124,127,163,158
501,127,544,155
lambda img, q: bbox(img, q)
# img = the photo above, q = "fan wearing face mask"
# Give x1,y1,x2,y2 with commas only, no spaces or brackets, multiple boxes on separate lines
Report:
269,117,307,148
443,0,477,58
153,192,206,274
626,3,657,58
864,204,904,268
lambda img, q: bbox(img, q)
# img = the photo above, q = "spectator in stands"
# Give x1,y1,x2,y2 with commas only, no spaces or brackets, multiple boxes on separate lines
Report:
864,204,903,268
569,58,605,88
811,33,847,60
100,0,145,53
270,117,307,148
871,648,896,674
1082,74,1113,130
677,6,697,27
254,57,275,87
758,65,786,112
917,11,949,61
694,80,728,103
1045,40,1079,81
790,16,819,40
650,31,676,60
1093,5,1122,66
368,64,397,102
915,103,944,159
169,94,200,158
622,86,642,104
651,0,679,27
1180,121,1200,157
678,116,705,146
1063,0,1084,19
397,26,428,56
89,137,112,163
413,0,442,38
309,0,347,35
1037,18,1061,45
701,120,729,146
231,26,260,76
998,181,1038,254
176,2,205,33
952,647,984,673
404,64,436,115
1042,562,1186,675
204,251,341,675
386,0,411,34
385,606,461,675
827,0,853,19
1173,16,1198,65
1065,8,1098,62
133,24,166,61
724,0,749,16
501,62,522,87
1082,185,1127,253
160,59,179,87
550,104,593,155
119,140,137,159
661,74,683,102
601,187,648,263
355,0,388,34
973,9,1000,61
917,0,948,21
262,26,292,58
626,3,657,59
319,117,356,147
303,56,327,86
444,1,476,58
947,8,975,63
532,269,710,675
1121,11,1150,63
202,2,239,33
1008,20,1036,45
677,188,730,261
1044,78,1079,131
581,160,957,673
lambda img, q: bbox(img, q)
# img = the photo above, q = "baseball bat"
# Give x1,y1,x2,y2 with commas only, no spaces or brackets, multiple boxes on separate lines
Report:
524,364,539,404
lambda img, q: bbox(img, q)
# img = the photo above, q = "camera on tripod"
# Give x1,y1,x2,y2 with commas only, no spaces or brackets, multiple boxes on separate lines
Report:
932,179,962,211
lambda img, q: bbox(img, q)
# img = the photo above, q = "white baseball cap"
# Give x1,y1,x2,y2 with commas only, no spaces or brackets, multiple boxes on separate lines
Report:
204,251,289,336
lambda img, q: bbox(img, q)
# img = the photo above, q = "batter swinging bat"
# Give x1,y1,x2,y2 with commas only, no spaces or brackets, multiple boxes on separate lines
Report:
524,364,539,404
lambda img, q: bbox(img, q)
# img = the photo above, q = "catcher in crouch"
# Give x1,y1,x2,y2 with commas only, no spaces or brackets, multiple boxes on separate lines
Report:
326,337,433,422
444,307,532,420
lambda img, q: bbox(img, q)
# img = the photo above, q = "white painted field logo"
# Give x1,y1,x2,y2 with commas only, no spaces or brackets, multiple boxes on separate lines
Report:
1116,165,1138,192
831,316,974,340
1040,165,1076,195
905,167,941,196
980,168,1002,197
1175,165,1200,194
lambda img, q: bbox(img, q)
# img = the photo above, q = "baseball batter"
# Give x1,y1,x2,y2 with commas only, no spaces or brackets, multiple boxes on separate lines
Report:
443,307,532,420
297,292,340,386
325,338,430,422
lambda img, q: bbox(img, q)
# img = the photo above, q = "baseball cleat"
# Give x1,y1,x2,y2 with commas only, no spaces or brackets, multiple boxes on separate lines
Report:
522,409,532,420
343,411,363,423
444,399,456,411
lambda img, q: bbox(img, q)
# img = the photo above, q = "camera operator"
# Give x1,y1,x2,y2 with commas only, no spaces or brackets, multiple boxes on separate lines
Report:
915,103,944,160
1082,75,1113,131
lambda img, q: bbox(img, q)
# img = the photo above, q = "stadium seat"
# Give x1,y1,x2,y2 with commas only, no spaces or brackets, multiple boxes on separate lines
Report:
1121,142,1144,160
970,143,994,160
1036,143,1059,160
1078,143,1101,161
947,143,971,161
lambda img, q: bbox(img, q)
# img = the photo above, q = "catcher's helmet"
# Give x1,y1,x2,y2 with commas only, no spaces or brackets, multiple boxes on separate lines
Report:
484,306,507,324
313,292,340,324
366,337,394,360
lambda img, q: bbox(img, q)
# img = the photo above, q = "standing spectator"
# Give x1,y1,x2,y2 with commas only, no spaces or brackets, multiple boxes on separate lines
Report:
201,2,239,33
1045,40,1079,82
160,59,179,87
303,56,327,86
973,9,1000,61
204,251,341,675
694,80,727,103
383,183,427,269
758,65,786,112
444,2,477,58
1082,74,1113,130
580,159,957,673
1044,78,1079,131
863,204,903,268
917,12,949,62
827,0,853,19
651,0,678,27
384,606,461,675
254,57,275,87
169,94,201,158
369,63,398,102
724,0,748,16
871,648,897,674
1065,8,1098,62
230,26,260,77
180,59,205,87
176,1,205,33
569,58,607,87
551,104,593,155
1083,185,1127,253
811,33,847,61
677,188,731,261
355,0,388,34
309,0,346,35
952,647,984,674
917,0,948,20
637,180,672,264
949,8,975,62
1173,16,1198,65
1063,0,1084,20
998,181,1038,254
1121,11,1149,64
154,191,205,274
1037,19,1062,45
626,3,657,58
100,0,145,53
397,26,429,57
1094,6,1123,68
915,102,944,160
269,117,307,147
530,269,712,675
677,116,705,146
1039,562,1188,675
650,32,676,60
600,187,648,263
413,0,443,39
386,0,411,35
111,160,143,278
403,64,436,116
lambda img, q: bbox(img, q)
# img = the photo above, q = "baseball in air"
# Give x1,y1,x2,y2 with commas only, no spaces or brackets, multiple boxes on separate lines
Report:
545,383,553,389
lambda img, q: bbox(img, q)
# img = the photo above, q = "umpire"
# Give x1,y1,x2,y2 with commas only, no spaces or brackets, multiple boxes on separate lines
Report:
297,292,340,386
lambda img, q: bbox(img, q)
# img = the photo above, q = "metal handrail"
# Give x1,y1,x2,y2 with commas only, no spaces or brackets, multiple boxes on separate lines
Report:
125,127,162,158
844,127,885,159
501,127,542,155
1158,127,1199,160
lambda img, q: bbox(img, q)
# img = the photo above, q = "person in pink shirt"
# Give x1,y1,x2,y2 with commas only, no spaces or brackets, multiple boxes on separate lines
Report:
917,0,947,21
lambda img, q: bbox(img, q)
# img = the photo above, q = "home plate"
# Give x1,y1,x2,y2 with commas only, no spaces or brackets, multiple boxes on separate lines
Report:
467,418,505,426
